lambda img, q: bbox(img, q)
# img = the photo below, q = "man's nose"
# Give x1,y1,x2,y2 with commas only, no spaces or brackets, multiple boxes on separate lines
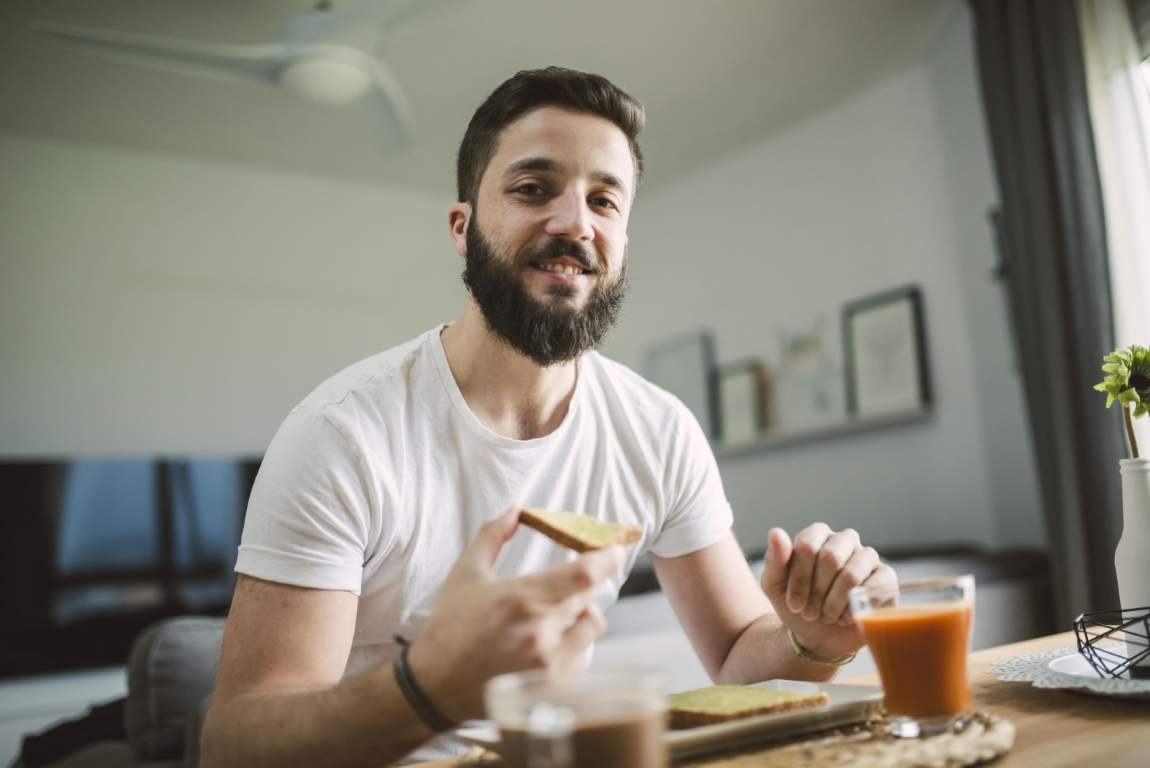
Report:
544,191,594,242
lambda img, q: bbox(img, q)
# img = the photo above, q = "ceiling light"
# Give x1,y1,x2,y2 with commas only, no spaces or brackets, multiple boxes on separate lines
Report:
278,53,372,106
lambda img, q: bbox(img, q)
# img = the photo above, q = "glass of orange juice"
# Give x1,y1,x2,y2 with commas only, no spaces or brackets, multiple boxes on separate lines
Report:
848,575,975,738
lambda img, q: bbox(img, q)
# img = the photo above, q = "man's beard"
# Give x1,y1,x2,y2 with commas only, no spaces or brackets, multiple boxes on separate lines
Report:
461,220,628,367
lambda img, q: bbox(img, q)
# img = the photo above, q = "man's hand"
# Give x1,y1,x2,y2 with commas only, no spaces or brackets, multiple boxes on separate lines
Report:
408,505,624,722
761,524,895,662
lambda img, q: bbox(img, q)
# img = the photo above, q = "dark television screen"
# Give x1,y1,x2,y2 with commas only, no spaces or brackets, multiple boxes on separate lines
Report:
0,458,259,678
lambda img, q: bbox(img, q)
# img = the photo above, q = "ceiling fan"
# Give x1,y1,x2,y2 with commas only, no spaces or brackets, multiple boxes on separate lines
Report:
33,0,445,149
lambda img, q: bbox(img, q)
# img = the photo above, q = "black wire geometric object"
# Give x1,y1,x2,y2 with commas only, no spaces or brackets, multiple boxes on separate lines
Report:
1073,605,1150,679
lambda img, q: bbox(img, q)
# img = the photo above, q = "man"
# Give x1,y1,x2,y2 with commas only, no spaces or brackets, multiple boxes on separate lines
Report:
200,67,895,767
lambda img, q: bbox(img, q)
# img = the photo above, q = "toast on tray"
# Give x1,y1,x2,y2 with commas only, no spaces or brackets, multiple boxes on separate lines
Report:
668,685,829,729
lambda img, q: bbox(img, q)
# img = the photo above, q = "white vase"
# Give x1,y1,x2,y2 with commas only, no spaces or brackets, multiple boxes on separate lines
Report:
1117,458,1150,678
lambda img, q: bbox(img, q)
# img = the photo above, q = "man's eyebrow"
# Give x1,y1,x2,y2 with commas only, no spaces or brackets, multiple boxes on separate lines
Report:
504,157,561,178
592,171,626,194
503,158,629,195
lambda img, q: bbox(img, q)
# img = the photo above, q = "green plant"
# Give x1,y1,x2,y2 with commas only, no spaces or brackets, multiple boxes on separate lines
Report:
1094,345,1150,459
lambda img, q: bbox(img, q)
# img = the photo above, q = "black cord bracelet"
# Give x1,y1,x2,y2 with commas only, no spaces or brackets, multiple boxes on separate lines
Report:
392,635,454,733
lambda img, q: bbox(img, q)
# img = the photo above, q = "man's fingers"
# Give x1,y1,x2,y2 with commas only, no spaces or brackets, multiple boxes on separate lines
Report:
554,603,607,669
820,545,879,623
520,545,624,603
836,563,898,625
461,504,522,573
864,563,898,586
761,528,792,603
785,523,831,615
804,529,860,622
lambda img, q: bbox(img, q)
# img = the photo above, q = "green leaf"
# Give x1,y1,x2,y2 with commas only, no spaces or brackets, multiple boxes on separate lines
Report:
1095,346,1150,410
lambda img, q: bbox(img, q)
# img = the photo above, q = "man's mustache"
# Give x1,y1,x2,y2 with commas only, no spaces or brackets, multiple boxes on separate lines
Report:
520,238,601,274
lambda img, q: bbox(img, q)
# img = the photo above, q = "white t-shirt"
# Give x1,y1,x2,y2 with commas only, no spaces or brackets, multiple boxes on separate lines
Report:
235,325,733,762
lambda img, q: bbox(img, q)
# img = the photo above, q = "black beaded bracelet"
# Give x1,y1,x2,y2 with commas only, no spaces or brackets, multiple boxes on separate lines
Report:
392,635,454,733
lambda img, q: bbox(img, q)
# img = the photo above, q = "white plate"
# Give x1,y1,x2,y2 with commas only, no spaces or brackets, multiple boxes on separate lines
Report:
1046,651,1150,699
457,679,883,762
987,645,1150,700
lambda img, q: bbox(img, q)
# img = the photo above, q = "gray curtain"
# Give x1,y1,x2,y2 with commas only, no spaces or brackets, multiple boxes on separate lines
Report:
1128,0,1150,58
968,0,1127,627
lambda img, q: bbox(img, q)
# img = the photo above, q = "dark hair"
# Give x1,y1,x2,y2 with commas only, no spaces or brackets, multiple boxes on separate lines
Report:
456,66,645,204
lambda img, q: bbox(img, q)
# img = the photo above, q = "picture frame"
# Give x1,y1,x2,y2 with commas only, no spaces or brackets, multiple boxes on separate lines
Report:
643,330,721,439
715,359,768,446
842,285,931,418
772,318,843,433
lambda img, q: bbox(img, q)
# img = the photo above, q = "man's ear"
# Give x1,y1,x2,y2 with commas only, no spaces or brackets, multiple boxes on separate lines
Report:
448,202,471,257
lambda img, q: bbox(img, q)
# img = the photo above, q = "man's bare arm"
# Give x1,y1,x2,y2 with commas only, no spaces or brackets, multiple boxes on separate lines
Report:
652,527,896,685
199,575,434,768
201,507,621,767
651,532,836,685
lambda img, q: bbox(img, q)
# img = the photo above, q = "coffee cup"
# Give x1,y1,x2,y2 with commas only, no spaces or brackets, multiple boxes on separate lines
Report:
484,669,667,768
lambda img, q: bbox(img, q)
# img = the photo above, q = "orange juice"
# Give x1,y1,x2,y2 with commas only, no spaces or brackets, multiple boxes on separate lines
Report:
858,601,972,718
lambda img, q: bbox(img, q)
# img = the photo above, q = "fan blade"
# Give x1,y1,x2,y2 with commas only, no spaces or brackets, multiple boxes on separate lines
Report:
362,55,417,150
32,22,289,85
360,0,463,33
284,3,383,48
283,0,456,47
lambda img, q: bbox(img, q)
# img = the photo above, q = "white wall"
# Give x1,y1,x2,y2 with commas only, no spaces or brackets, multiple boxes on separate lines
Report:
923,10,1046,549
0,5,1044,553
0,137,460,455
600,7,1045,553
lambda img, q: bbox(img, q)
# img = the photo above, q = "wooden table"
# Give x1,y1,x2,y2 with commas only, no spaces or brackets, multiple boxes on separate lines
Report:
415,632,1150,768
841,631,1150,767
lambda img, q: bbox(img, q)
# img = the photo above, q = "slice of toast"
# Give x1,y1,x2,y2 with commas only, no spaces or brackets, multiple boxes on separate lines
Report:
668,685,829,729
520,508,642,552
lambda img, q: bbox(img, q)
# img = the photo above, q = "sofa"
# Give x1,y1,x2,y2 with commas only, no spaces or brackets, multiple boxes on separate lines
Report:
11,616,220,768
12,549,1052,767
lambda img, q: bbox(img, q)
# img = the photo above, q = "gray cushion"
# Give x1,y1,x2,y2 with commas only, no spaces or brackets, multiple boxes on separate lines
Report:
10,741,181,768
124,617,224,761
181,698,211,768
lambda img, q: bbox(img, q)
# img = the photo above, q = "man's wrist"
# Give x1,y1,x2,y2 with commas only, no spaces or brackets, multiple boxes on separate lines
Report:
786,627,858,668
392,636,456,732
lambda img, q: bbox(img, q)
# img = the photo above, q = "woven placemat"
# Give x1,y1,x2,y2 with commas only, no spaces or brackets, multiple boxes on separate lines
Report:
680,711,1014,768
455,711,1013,767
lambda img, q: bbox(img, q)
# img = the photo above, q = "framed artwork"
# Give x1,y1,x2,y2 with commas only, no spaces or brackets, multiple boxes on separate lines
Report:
772,318,844,433
643,330,720,439
716,359,768,446
843,285,931,418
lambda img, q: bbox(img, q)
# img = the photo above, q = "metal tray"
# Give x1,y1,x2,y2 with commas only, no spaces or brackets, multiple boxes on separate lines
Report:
457,679,883,762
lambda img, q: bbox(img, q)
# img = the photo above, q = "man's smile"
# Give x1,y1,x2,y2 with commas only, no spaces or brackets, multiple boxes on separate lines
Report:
529,256,597,283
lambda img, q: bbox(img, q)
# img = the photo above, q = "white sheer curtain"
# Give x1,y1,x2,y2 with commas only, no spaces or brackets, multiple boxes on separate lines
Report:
1079,0,1150,450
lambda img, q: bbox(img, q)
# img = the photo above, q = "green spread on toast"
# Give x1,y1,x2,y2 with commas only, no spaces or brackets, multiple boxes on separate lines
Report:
524,508,631,545
669,686,820,714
